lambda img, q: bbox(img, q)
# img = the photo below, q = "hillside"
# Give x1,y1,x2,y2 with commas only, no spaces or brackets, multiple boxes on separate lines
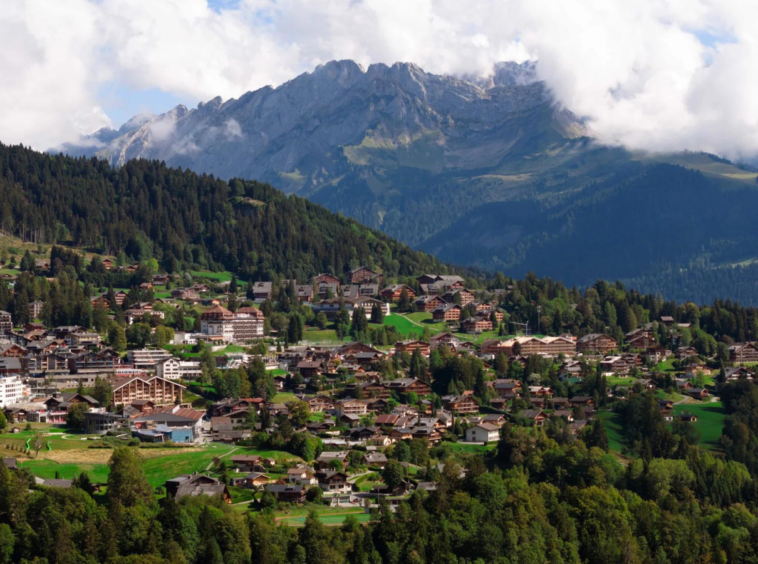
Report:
0,143,466,283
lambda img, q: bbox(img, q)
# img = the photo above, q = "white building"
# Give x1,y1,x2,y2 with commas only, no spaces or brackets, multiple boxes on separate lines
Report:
127,349,174,370
155,357,202,381
464,423,500,443
0,375,25,407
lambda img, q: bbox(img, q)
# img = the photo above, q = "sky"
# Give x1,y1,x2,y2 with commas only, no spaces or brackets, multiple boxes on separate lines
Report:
1,0,757,160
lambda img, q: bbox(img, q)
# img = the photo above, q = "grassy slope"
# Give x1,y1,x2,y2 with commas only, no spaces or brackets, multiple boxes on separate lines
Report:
672,401,726,449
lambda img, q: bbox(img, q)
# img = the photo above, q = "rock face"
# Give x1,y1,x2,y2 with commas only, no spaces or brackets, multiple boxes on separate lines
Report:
59,60,585,192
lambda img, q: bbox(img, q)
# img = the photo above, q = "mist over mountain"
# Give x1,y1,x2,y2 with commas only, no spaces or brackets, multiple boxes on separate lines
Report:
60,60,758,302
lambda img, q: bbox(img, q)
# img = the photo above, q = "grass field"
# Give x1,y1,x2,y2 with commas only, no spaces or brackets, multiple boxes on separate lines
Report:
274,507,371,526
382,314,426,337
672,401,725,449
443,442,497,454
272,392,297,403
8,438,302,487
596,411,625,453
302,329,347,343
189,270,234,282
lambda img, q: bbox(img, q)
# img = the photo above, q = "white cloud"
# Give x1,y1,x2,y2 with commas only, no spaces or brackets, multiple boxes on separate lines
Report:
1,0,758,159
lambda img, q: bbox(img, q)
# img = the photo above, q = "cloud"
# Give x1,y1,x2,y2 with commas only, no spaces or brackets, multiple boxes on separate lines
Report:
1,0,757,159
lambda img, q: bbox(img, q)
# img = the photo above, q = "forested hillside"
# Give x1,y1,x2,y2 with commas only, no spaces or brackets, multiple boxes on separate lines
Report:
0,144,463,283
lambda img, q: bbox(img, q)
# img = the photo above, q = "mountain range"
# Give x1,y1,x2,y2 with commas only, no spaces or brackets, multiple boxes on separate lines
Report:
60,60,758,302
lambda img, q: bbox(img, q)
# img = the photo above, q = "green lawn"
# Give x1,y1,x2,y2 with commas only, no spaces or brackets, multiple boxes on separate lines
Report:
596,411,625,453
444,442,497,454
672,401,725,449
274,507,370,526
302,329,348,343
383,314,427,337
16,444,303,487
269,368,288,376
271,392,296,403
189,270,234,282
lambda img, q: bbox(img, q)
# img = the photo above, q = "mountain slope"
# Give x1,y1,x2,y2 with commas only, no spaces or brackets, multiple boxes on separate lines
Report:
59,60,758,299
0,143,466,282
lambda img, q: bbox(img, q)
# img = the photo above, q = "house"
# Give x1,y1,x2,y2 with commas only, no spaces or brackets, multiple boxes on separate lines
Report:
688,388,710,400
362,452,388,468
481,414,507,426
441,289,475,307
384,378,432,395
251,281,273,301
678,413,698,423
464,423,500,443
381,284,416,302
348,267,382,285
517,409,547,426
576,334,617,354
460,317,492,334
316,451,349,470
287,466,318,486
313,273,341,286
442,395,478,414
164,473,231,503
394,341,430,356
568,396,594,407
266,484,307,504
730,342,758,363
0,311,12,334
429,332,461,350
230,472,270,488
110,374,185,405
415,295,447,313
230,455,265,472
315,470,350,493
432,304,462,323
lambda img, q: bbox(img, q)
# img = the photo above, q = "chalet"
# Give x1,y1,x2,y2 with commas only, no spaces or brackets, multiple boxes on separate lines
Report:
492,379,521,399
316,470,350,493
465,423,500,443
110,375,184,405
313,273,341,286
266,484,306,504
481,414,507,426
394,341,430,356
316,451,349,470
576,333,617,354
442,395,478,414
384,378,431,395
381,284,416,302
725,367,755,381
688,388,710,400
251,281,273,301
171,288,199,301
568,396,594,407
441,289,475,307
375,414,400,427
430,332,461,350
730,342,758,363
660,316,676,326
230,455,265,473
334,399,367,416
230,473,270,488
600,355,633,375
678,413,698,423
165,474,231,503
552,410,575,422
517,409,547,426
528,386,553,398
287,466,317,486
415,295,447,313
363,452,388,468
460,317,492,334
296,360,324,378
675,346,699,360
348,267,382,285
432,304,462,323
295,285,314,302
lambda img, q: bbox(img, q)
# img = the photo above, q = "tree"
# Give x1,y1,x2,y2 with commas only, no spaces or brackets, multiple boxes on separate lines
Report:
315,312,328,329
398,288,411,312
107,447,153,507
494,351,509,377
371,303,385,324
109,325,127,352
0,411,6,432
287,400,311,427
382,460,405,491
351,307,368,338
66,402,89,431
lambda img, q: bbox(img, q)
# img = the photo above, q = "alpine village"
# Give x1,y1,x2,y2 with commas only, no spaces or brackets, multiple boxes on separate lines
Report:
2,145,758,564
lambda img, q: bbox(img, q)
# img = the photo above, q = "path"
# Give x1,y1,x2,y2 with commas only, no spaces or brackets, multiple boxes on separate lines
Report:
205,446,241,471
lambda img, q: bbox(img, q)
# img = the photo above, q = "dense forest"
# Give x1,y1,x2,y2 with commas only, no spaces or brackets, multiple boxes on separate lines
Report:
6,411,758,564
0,144,465,284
